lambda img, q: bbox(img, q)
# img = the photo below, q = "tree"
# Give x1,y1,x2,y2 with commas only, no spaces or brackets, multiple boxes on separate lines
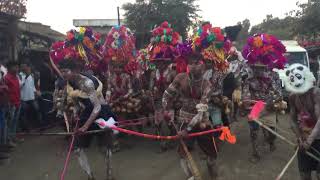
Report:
123,0,199,48
235,19,250,49
250,15,298,40
294,0,320,39
0,0,27,18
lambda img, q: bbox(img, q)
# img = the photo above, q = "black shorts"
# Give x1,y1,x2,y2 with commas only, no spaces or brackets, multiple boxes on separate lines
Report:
74,123,113,148
298,140,320,172
74,104,116,149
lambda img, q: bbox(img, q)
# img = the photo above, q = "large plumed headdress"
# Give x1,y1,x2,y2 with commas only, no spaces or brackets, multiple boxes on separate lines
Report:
242,33,287,70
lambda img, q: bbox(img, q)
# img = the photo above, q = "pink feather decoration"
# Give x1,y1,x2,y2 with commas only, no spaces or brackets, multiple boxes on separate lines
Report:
248,101,266,121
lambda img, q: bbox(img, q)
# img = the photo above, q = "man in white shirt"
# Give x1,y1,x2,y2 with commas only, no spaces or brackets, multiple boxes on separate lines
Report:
19,62,40,131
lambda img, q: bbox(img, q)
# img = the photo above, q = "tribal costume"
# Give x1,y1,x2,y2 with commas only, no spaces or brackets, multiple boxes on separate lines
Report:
105,67,138,114
203,69,228,127
143,21,182,151
241,64,283,162
193,22,235,132
57,60,117,180
103,25,140,117
241,33,287,163
204,54,244,128
150,61,177,151
276,64,320,180
163,55,219,180
50,27,117,180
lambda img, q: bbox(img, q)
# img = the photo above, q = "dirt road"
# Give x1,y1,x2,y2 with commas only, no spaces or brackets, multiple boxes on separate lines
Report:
0,115,302,180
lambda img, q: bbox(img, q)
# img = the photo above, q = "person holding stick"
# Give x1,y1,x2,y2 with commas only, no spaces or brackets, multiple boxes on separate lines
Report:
275,63,320,180
241,34,287,163
163,51,219,180
58,59,117,180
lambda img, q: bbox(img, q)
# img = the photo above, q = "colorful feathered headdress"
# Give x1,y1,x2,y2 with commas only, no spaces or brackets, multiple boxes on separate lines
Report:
103,25,137,63
50,27,102,65
49,27,104,72
147,21,182,61
191,22,231,71
242,33,287,69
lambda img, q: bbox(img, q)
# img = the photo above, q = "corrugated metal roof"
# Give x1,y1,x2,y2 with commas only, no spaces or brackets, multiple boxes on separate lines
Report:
18,21,65,41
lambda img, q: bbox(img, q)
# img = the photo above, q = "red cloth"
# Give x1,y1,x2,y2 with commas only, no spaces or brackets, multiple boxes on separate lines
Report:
175,57,187,73
4,72,20,107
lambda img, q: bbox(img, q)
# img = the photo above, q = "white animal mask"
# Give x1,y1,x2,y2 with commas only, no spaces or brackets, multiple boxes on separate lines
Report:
274,63,315,94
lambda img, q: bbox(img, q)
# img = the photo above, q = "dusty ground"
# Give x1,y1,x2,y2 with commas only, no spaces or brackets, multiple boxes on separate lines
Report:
0,114,303,180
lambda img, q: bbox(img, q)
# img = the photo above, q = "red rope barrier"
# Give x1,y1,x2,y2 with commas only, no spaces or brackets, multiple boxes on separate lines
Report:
107,125,226,140
60,117,79,180
60,134,75,180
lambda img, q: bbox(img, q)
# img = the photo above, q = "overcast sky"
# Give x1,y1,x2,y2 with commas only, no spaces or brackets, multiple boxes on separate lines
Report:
25,0,307,34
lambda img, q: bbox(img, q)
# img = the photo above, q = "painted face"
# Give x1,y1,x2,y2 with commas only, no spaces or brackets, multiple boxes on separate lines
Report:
188,60,204,75
110,62,126,74
275,63,316,94
153,61,171,72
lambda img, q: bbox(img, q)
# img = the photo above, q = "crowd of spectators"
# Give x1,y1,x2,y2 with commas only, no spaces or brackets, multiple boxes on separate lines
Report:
0,60,55,163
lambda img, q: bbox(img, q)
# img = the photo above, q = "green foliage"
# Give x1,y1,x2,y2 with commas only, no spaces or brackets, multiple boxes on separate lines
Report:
249,0,320,41
250,15,298,40
235,19,250,49
0,0,27,18
123,0,199,48
294,0,320,39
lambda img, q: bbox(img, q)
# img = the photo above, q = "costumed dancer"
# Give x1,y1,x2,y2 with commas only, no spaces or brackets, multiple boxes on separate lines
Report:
162,50,220,180
192,22,233,128
224,48,246,123
103,25,140,152
275,64,320,180
50,27,117,180
145,21,182,152
136,48,157,127
241,33,288,163
103,25,141,121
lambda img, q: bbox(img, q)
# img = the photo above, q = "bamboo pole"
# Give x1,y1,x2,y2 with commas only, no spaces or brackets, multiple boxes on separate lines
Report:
253,119,320,162
171,122,203,180
275,148,299,180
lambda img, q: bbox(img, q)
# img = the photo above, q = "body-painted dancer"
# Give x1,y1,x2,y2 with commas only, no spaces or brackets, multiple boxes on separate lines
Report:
163,53,218,180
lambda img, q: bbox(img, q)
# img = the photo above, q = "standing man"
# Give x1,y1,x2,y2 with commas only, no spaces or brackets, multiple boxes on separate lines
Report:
58,59,117,180
241,34,287,163
4,61,21,146
0,62,11,160
163,53,218,180
19,62,40,131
